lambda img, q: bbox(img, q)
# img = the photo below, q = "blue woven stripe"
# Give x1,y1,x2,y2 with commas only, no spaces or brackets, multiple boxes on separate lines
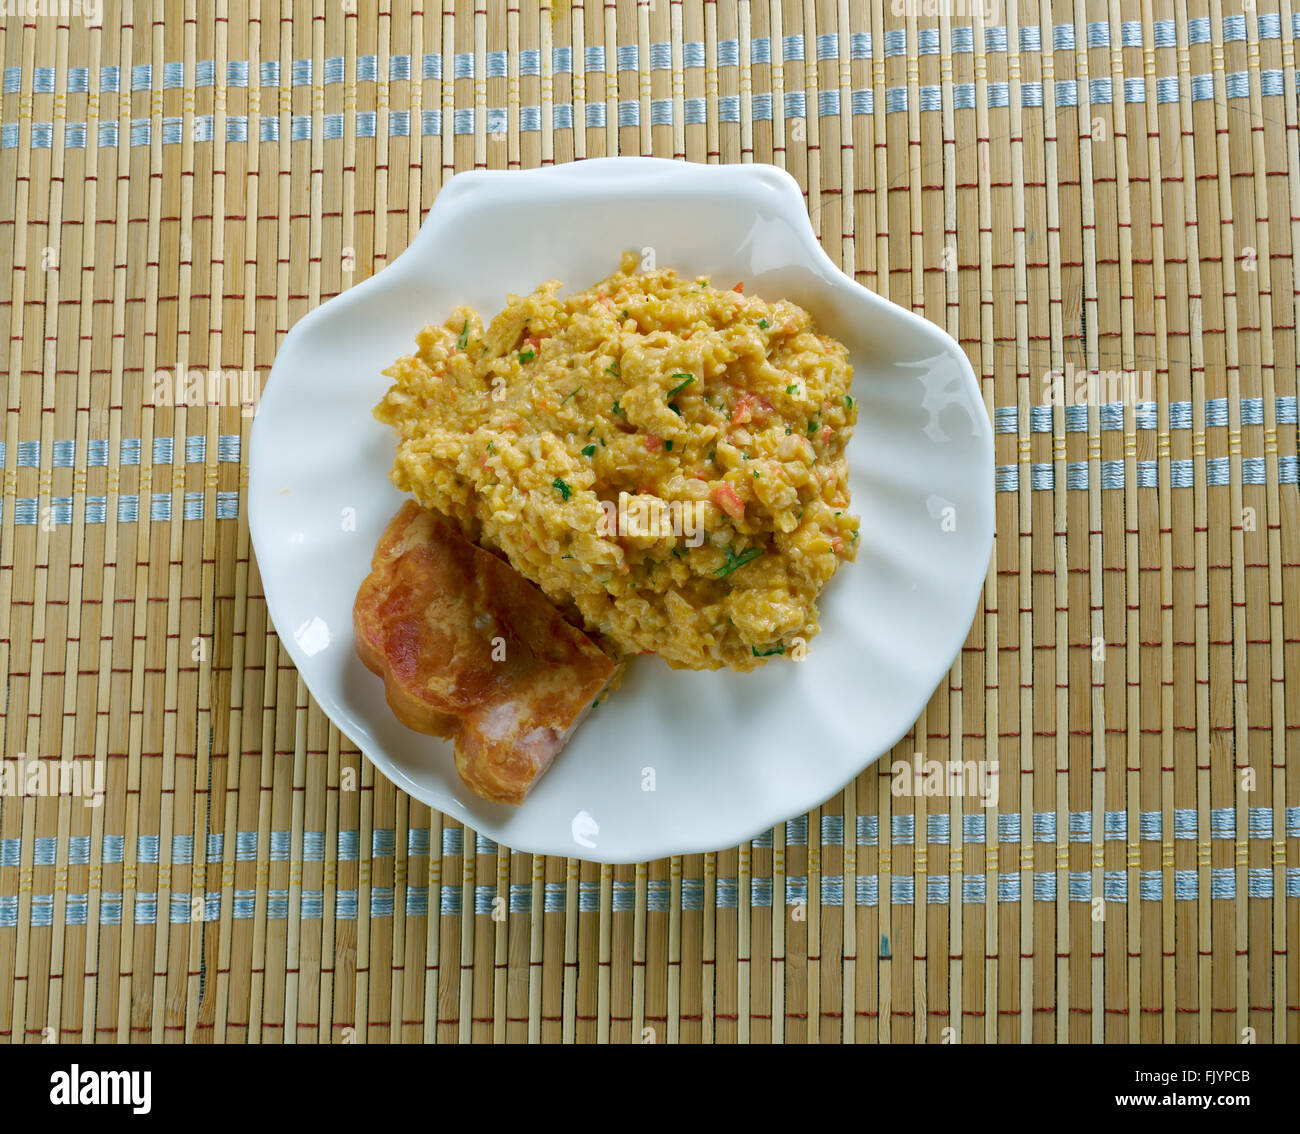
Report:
2,808,1281,926
25,870,1296,924
12,62,1282,149
5,12,1290,150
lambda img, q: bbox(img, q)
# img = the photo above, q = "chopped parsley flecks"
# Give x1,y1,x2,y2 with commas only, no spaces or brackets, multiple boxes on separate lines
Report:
581,444,597,458
562,386,583,405
667,374,695,397
758,318,769,330
714,545,764,578
664,440,674,451
552,478,572,501
518,348,535,363
752,644,785,658
844,394,855,411
612,398,624,416
668,402,682,416
606,360,621,378
457,320,469,350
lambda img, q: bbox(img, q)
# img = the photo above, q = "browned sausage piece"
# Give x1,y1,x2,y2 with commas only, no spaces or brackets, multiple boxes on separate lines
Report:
354,502,617,805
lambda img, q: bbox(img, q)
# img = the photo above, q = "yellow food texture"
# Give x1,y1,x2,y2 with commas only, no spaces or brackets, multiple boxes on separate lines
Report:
375,251,860,671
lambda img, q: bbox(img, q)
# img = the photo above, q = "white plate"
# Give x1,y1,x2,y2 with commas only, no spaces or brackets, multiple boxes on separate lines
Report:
249,158,993,864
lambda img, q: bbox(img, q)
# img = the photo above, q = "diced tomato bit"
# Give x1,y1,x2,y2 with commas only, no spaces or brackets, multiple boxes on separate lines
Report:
731,392,757,425
523,334,542,351
831,535,844,552
712,482,746,521
645,435,663,451
819,425,833,443
733,281,744,293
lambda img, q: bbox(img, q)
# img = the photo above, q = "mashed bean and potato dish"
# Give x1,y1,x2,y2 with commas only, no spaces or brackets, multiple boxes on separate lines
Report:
374,251,859,672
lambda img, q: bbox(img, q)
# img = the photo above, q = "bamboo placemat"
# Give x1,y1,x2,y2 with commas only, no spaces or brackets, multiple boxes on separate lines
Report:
0,0,1296,1045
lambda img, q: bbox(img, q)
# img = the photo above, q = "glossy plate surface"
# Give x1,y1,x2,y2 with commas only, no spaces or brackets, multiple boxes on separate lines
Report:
249,158,994,863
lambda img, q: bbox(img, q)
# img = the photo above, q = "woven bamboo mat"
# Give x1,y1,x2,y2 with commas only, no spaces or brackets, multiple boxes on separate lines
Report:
0,0,1297,1045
